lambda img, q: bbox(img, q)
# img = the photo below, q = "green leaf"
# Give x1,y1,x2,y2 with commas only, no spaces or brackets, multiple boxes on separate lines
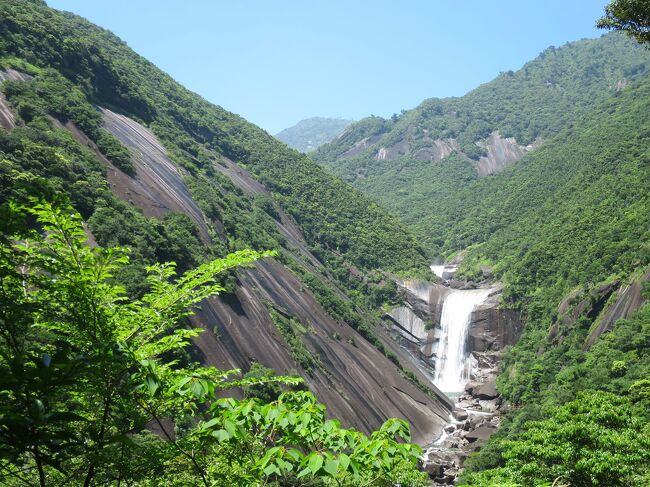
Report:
323,458,339,477
190,380,204,398
144,375,159,396
338,453,350,471
263,464,278,476
308,453,323,474
212,429,230,442
200,418,220,430
297,467,312,478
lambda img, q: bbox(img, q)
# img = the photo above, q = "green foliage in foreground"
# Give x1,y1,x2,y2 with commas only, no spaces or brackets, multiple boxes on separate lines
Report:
598,0,650,45
0,201,426,486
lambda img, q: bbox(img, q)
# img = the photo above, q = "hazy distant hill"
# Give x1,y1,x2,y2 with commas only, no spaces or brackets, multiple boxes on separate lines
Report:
276,117,353,152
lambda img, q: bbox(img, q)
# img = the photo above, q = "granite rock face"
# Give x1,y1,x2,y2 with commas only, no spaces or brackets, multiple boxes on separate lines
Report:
95,109,453,443
0,69,32,130
584,267,650,350
469,285,523,352
399,279,450,326
473,131,542,176
393,280,522,368
339,125,541,177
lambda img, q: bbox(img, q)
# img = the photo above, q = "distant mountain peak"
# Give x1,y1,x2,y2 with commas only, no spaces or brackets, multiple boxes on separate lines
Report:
275,117,354,152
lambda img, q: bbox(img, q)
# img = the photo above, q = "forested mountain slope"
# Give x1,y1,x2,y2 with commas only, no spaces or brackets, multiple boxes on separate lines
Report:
313,33,650,253
452,65,650,486
0,0,450,443
275,117,353,152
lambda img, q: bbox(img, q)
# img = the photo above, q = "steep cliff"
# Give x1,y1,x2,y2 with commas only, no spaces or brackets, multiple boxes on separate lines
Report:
97,106,450,440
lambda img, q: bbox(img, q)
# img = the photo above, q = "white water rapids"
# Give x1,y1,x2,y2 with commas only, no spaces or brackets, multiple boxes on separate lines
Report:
433,288,492,394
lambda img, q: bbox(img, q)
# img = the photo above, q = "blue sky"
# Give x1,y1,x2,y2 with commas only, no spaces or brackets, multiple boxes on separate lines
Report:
47,1,608,134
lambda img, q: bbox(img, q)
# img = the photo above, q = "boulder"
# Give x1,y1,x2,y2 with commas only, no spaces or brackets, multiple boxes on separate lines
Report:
437,437,460,449
423,450,455,478
452,408,469,421
468,413,491,429
454,451,469,465
465,425,496,443
464,381,479,395
423,461,444,478
448,279,466,289
478,399,499,412
444,467,459,478
480,265,493,279
475,380,498,400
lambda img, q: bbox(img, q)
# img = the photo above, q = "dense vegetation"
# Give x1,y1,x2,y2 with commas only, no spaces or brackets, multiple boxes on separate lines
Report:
461,299,650,486
313,33,650,254
455,70,650,486
0,202,428,486
275,117,354,153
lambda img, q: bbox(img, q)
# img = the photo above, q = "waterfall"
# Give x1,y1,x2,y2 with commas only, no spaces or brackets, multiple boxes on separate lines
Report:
433,288,492,393
430,264,458,280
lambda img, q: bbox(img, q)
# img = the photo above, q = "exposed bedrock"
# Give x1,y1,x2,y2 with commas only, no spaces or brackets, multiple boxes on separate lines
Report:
399,279,450,325
360,126,542,177
473,131,542,176
337,133,383,159
192,259,451,443
0,69,33,130
583,267,650,350
66,106,452,443
469,284,523,352
100,108,214,244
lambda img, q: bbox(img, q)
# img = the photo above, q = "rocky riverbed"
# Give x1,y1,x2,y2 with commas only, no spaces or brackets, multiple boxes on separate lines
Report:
387,263,522,485
421,352,508,485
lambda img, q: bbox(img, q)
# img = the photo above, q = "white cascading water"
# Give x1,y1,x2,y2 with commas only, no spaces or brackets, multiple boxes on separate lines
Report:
433,288,492,393
430,264,458,280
